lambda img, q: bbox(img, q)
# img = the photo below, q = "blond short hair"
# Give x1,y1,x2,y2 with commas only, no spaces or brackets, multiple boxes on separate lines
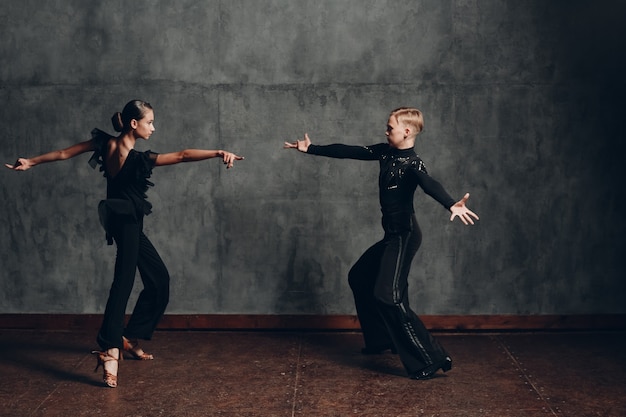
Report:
390,107,424,136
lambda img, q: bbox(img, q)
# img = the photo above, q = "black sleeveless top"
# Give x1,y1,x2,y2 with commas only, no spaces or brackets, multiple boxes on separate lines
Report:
89,128,158,243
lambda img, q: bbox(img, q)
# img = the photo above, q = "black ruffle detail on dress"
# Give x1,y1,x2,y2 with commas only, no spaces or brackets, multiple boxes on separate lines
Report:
98,199,138,245
88,128,111,176
132,150,157,215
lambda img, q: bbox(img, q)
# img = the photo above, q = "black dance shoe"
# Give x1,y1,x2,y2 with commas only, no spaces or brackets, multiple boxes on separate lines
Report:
409,356,452,380
361,344,398,355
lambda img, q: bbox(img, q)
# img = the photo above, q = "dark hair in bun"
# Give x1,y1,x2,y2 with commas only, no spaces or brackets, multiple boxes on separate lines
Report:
111,100,153,132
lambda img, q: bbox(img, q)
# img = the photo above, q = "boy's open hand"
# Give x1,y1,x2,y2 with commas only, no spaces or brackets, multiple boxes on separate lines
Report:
450,193,480,225
284,133,311,153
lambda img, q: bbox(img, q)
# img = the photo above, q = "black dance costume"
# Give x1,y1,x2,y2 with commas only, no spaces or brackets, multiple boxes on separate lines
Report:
89,129,170,351
307,142,455,378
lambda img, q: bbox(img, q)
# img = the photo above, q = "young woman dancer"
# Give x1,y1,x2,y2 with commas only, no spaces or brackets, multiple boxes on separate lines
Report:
6,99,243,387
284,107,479,380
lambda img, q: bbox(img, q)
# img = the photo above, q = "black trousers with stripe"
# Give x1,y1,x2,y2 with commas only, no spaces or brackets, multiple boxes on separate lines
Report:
348,213,449,374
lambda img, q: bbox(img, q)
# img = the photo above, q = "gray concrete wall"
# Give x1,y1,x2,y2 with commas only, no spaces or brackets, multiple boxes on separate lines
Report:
1,0,624,315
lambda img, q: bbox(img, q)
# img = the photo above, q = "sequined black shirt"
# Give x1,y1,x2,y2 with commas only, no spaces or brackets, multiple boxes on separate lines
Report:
307,143,455,215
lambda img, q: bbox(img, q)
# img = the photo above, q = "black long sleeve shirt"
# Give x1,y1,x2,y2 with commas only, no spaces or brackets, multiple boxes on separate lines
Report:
307,143,455,216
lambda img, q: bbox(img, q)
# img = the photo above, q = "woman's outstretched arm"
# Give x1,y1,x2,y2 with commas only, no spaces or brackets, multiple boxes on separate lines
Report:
5,139,97,171
155,149,244,169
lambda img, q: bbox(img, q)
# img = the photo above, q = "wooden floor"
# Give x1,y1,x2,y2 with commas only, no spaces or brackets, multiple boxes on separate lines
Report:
1,329,624,416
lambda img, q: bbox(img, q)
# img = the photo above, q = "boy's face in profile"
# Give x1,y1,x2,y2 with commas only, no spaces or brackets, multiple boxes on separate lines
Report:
385,116,414,149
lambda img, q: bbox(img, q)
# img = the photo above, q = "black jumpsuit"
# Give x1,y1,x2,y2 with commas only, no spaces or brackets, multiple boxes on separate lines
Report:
90,129,170,351
307,142,455,376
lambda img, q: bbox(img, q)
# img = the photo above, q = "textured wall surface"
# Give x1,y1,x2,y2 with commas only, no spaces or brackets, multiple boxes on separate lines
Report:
1,0,624,315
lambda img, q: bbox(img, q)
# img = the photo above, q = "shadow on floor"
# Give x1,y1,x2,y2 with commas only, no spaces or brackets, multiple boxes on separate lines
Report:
1,329,624,416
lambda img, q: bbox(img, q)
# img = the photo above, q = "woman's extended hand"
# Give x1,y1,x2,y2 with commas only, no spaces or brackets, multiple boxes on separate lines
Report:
221,151,244,169
449,193,480,225
284,133,311,153
5,158,32,171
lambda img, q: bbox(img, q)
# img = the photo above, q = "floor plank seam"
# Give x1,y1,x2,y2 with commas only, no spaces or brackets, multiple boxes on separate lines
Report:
28,381,59,417
291,337,303,417
494,335,559,417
